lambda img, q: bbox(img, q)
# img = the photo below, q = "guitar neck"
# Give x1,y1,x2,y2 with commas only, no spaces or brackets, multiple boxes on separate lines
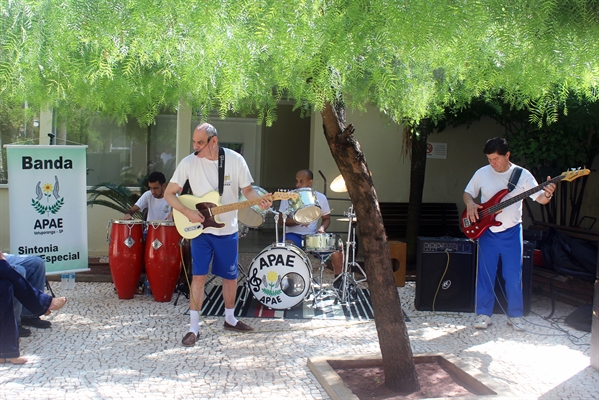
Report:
485,175,564,215
210,197,265,216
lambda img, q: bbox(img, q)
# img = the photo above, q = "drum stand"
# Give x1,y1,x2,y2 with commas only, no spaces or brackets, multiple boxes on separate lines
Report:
311,252,337,305
334,205,367,304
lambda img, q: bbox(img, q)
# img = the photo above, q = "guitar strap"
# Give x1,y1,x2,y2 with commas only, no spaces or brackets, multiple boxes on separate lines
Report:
180,147,225,196
507,167,523,193
218,147,225,196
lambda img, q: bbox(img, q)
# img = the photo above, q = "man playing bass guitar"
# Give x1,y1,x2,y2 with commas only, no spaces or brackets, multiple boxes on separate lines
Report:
463,137,555,331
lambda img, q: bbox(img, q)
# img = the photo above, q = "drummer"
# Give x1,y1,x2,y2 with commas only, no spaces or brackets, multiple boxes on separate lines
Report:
123,171,172,221
278,169,344,288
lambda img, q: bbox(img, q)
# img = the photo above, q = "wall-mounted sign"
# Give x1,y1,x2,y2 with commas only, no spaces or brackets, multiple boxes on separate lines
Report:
426,142,447,159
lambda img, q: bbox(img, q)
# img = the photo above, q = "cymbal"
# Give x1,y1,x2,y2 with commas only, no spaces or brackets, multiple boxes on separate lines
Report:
337,217,357,222
330,174,347,193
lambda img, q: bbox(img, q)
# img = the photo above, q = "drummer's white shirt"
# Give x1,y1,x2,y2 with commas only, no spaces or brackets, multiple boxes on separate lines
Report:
135,191,171,221
279,190,331,235
170,149,254,236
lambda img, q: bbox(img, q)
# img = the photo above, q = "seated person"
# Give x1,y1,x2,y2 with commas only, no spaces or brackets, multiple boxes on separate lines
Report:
4,253,50,334
0,251,67,365
278,169,345,288
123,171,172,221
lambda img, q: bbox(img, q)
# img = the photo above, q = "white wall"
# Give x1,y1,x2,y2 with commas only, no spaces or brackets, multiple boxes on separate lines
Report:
3,105,598,256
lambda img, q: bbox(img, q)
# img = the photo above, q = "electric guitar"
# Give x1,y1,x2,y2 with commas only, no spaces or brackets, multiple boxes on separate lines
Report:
461,168,590,239
173,191,298,239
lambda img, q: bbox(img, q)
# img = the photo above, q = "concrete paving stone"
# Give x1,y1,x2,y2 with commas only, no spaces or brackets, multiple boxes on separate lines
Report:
1,281,597,399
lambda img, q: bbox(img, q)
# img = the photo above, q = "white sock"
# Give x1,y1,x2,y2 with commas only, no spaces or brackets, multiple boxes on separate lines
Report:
189,310,200,335
225,308,238,326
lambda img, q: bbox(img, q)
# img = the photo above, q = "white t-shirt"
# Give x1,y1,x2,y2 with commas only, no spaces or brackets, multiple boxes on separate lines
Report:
464,164,542,232
170,148,254,236
135,191,171,221
279,190,331,235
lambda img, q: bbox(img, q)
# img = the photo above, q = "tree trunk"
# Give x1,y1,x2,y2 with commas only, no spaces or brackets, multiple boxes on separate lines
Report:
320,102,420,394
405,121,430,267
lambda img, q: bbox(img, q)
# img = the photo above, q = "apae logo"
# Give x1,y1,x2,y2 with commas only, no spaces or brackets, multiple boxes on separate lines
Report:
31,176,65,231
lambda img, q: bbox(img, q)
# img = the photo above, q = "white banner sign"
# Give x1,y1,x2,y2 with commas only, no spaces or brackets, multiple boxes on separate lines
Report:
5,145,89,275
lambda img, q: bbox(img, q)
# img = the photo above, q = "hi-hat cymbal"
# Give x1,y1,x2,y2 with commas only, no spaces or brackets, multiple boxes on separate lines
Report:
330,174,347,193
337,217,357,222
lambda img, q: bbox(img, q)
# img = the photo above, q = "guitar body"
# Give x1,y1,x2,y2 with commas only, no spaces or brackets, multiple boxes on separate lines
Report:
461,189,508,239
174,193,226,239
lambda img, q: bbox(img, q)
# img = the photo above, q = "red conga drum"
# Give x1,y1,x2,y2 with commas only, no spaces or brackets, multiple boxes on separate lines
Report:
145,221,182,302
108,219,144,299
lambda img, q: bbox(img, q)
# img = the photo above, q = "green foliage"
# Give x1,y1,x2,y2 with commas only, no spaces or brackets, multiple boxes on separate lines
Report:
87,182,142,217
1,0,599,127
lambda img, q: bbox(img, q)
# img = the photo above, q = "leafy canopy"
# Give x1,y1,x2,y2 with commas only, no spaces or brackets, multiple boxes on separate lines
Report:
1,0,598,126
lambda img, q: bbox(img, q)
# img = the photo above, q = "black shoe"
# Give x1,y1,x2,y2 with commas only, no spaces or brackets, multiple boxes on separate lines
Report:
18,325,31,337
20,316,52,329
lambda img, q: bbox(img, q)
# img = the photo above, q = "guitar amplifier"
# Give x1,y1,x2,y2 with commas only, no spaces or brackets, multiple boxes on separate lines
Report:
415,237,476,312
492,240,534,316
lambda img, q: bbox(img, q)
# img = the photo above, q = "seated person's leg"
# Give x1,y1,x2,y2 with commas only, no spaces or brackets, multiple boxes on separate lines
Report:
282,232,303,248
0,280,25,364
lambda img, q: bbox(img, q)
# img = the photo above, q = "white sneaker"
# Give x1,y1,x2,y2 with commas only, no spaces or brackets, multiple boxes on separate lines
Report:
473,314,492,329
507,317,525,331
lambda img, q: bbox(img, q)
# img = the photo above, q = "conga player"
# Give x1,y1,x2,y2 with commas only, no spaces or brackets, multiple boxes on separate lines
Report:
278,169,344,288
123,171,172,221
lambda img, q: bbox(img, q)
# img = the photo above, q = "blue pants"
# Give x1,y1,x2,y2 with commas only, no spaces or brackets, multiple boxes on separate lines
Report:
5,254,46,324
0,260,52,358
476,224,524,318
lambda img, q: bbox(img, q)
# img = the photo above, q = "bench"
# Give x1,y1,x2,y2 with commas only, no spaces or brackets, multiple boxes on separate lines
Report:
379,202,463,240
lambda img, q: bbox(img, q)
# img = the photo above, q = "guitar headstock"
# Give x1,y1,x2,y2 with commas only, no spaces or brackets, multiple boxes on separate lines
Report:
561,168,591,182
272,191,299,201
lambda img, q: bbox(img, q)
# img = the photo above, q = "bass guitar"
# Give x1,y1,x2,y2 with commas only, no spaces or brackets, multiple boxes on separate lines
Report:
173,191,298,239
461,168,590,239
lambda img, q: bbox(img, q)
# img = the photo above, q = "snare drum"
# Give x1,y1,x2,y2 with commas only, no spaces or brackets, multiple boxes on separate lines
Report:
108,219,144,299
145,221,182,302
238,186,269,228
288,188,321,224
304,233,341,253
247,243,312,310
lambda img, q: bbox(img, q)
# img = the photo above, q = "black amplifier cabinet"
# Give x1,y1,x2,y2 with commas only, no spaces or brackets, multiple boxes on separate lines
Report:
415,237,476,312
493,240,534,316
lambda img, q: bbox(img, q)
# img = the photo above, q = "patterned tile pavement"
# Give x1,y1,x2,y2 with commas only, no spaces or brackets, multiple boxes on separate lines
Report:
2,271,597,399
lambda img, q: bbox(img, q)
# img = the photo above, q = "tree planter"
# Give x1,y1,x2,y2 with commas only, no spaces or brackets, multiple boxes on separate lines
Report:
308,352,515,399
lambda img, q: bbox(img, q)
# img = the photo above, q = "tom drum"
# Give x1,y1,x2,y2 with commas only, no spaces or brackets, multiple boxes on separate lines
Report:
238,186,269,228
288,188,321,224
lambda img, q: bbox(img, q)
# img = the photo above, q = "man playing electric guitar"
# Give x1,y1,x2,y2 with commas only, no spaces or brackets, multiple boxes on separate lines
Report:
463,137,555,331
164,123,272,347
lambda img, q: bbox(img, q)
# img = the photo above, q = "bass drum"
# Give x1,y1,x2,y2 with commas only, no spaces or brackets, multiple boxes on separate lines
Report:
247,243,312,310
238,186,269,228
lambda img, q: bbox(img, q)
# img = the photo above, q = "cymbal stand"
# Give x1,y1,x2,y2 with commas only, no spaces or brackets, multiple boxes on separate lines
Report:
335,205,367,304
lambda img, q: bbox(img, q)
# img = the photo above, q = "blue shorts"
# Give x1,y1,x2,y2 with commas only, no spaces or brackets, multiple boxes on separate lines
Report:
190,233,239,280
282,232,303,248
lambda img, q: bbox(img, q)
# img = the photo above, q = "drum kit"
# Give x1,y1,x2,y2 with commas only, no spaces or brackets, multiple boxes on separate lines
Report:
107,173,367,310
243,174,367,310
